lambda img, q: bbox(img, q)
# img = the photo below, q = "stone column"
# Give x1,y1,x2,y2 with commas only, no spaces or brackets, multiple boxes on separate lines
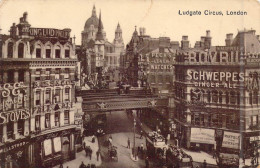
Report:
40,114,45,131
2,124,7,142
69,110,75,124
60,111,64,126
50,113,55,128
24,119,30,136
3,71,8,83
30,117,35,132
14,71,19,82
24,70,30,85
13,121,19,139
222,114,226,128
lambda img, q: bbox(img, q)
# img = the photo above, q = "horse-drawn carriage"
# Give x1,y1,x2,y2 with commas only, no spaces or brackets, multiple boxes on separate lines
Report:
108,146,118,161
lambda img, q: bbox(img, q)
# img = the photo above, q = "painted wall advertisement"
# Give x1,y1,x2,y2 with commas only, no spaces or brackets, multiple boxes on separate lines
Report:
222,131,240,149
190,128,215,144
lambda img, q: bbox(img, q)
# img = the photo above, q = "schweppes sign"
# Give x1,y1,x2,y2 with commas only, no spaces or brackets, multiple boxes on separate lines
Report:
29,28,71,39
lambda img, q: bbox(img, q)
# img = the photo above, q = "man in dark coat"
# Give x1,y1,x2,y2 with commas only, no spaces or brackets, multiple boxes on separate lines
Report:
127,138,130,149
79,161,86,168
145,157,149,168
203,159,207,168
89,148,93,160
96,149,100,161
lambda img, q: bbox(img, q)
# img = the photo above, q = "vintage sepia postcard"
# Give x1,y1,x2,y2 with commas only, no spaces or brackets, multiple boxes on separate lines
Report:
0,0,260,167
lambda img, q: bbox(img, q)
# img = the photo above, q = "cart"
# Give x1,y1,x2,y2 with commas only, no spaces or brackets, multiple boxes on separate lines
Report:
108,146,118,162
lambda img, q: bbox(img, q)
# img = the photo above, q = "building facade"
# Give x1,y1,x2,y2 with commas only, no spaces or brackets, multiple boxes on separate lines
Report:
80,6,124,85
0,12,78,168
123,27,177,94
173,30,260,157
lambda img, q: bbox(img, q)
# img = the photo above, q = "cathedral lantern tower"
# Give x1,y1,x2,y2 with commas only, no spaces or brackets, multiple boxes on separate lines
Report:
113,23,124,53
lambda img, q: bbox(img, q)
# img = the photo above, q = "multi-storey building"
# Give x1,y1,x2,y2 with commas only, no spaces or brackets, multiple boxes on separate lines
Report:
173,29,260,157
124,27,177,94
0,12,78,168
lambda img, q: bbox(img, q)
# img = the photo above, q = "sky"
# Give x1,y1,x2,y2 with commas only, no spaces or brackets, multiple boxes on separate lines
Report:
0,0,259,46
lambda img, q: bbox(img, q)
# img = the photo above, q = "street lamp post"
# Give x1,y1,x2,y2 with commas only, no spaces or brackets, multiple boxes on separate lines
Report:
133,118,137,160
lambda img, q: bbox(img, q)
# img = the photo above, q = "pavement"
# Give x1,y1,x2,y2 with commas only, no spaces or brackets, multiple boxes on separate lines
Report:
53,136,101,168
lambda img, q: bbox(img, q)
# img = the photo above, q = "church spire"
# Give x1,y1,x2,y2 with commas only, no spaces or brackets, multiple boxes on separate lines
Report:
92,5,97,17
96,10,104,41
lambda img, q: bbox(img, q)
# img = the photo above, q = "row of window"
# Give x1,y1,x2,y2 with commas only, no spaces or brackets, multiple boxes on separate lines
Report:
149,75,172,84
6,42,70,58
35,88,70,106
190,113,239,129
35,111,70,131
0,70,25,83
0,111,70,141
175,87,260,105
34,68,70,81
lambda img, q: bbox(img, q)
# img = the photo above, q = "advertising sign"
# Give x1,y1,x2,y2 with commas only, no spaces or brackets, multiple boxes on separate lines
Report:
222,131,240,149
29,28,71,39
190,128,215,144
44,139,52,156
187,69,245,89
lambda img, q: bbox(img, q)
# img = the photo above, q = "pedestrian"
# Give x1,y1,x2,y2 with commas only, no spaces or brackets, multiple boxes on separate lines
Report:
86,164,91,168
96,149,100,161
203,159,207,168
89,148,93,160
165,137,168,145
92,135,95,143
140,143,144,154
66,166,69,168
140,130,143,139
127,138,131,149
85,147,88,157
59,163,63,168
79,161,86,168
145,157,149,168
243,154,245,164
213,150,216,159
83,141,86,149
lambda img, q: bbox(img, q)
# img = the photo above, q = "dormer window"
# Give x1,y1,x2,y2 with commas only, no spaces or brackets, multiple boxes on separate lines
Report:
7,42,14,58
18,43,24,58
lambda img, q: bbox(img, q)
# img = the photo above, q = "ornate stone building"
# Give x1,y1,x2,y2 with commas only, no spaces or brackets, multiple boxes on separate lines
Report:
0,12,78,168
173,29,260,161
80,6,124,83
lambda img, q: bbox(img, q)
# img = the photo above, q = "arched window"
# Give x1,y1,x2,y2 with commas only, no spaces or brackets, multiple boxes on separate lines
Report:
249,92,253,105
230,91,236,104
7,42,14,58
18,43,24,58
55,46,61,58
65,47,70,58
226,92,229,104
35,44,41,58
212,90,218,103
219,91,223,103
45,45,51,58
253,91,258,104
237,92,240,104
207,91,211,103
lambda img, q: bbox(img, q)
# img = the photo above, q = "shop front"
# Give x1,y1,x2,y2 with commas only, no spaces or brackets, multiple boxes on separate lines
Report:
32,127,76,168
0,137,31,168
244,131,260,158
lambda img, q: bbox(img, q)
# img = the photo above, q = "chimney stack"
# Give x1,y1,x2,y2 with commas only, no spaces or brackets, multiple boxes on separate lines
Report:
225,33,233,46
181,36,189,50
